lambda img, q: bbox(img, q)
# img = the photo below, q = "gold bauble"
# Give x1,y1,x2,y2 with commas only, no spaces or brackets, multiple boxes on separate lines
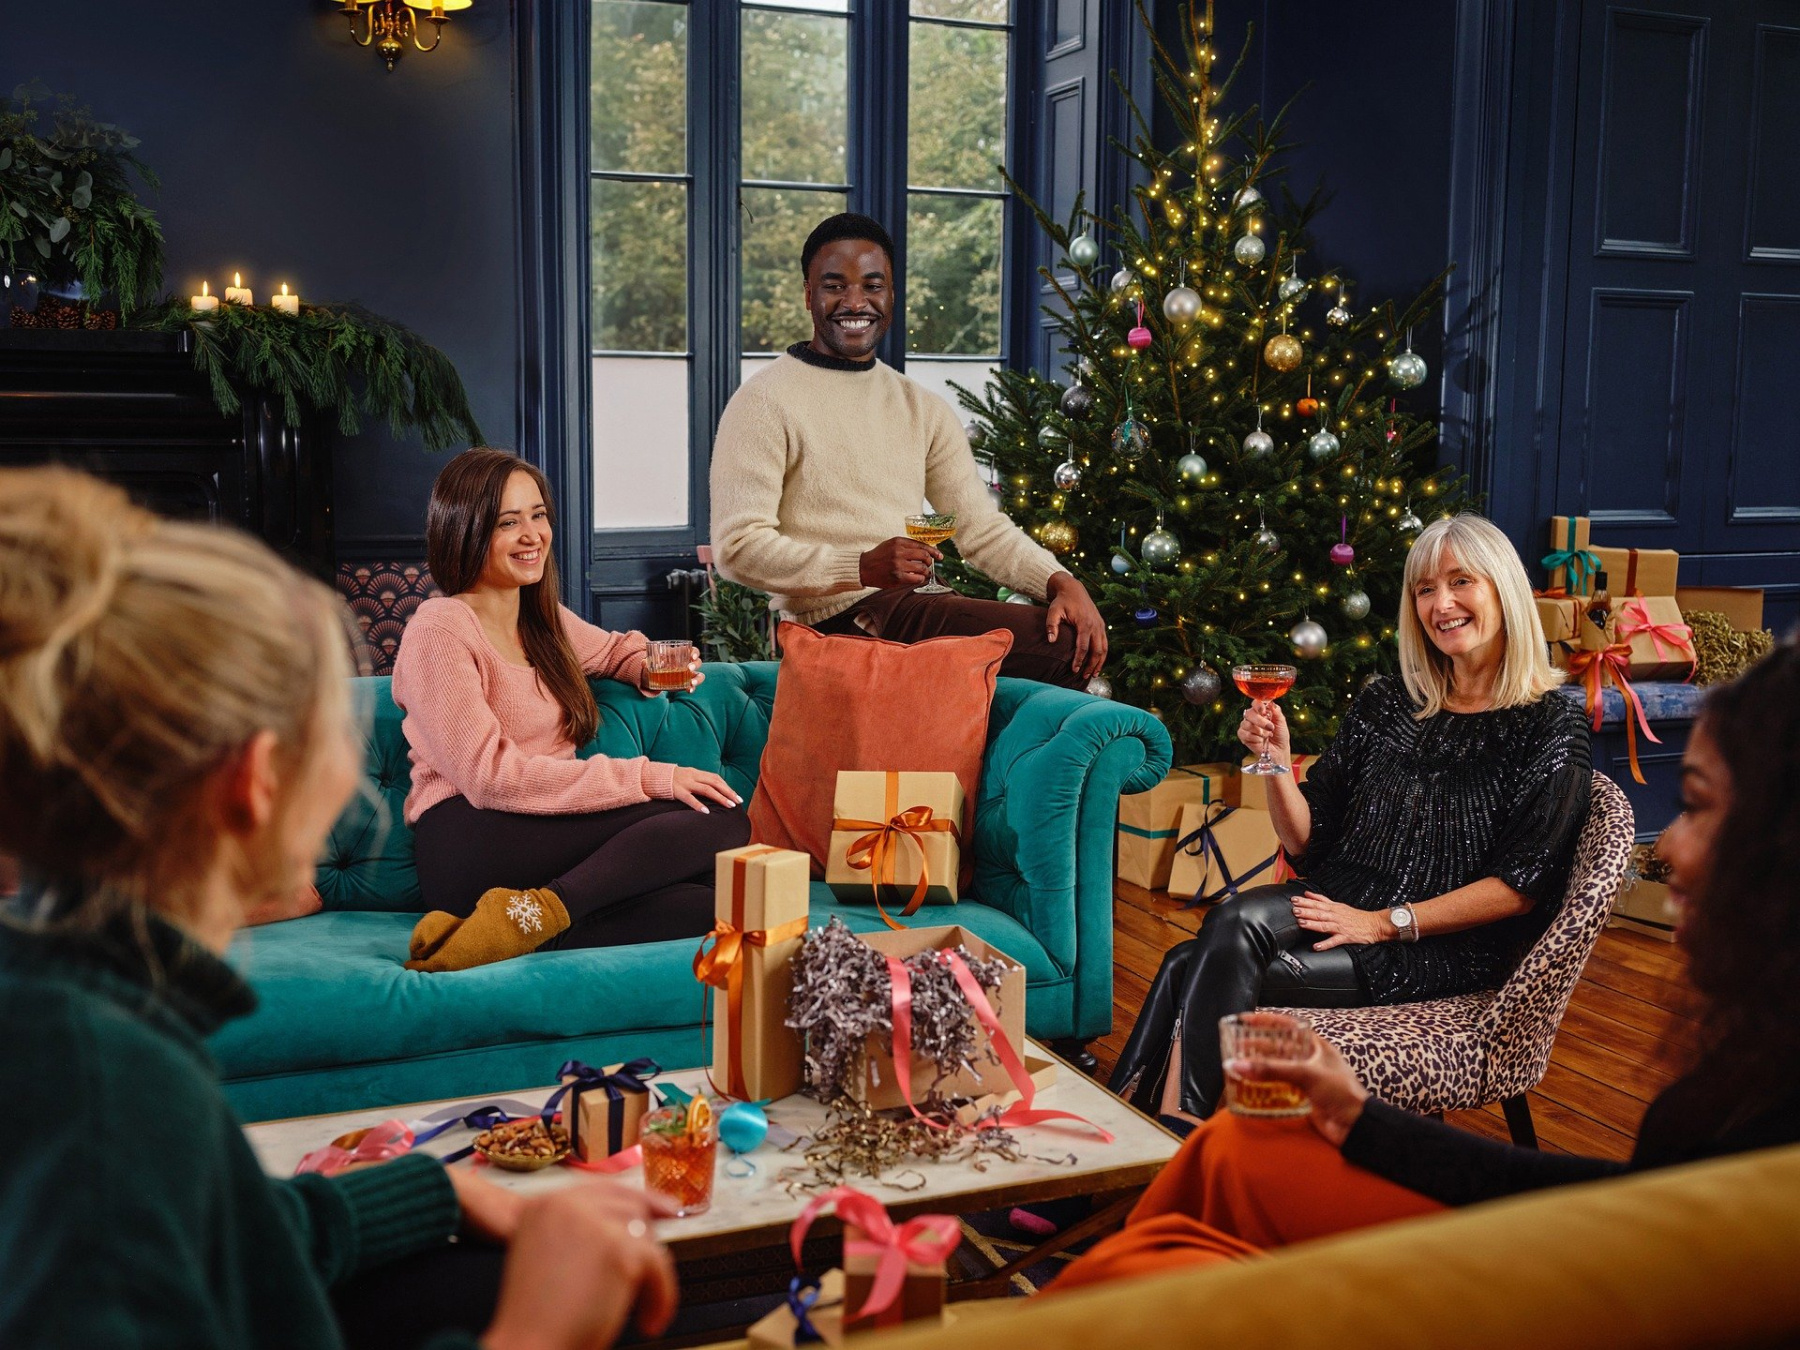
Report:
1040,518,1080,554
1263,333,1303,371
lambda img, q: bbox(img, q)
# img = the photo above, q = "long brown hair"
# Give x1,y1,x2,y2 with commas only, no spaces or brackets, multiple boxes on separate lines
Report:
426,448,597,747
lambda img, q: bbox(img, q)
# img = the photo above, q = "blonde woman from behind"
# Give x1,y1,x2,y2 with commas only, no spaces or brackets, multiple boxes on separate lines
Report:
0,467,678,1350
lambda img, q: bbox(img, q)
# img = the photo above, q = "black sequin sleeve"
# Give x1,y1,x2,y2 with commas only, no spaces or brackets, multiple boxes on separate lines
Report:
1290,681,1380,873
1484,694,1592,909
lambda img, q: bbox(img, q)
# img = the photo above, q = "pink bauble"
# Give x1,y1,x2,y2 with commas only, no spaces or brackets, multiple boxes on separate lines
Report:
1330,543,1355,566
1127,326,1153,349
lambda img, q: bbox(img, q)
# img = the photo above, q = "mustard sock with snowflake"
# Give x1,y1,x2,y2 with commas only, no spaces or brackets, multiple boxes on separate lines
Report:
404,886,570,972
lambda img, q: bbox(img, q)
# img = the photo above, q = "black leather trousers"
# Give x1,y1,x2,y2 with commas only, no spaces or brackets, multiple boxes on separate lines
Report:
1107,883,1369,1117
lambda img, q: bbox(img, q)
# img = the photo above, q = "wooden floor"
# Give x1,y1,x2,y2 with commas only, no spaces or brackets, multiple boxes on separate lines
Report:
1099,881,1699,1160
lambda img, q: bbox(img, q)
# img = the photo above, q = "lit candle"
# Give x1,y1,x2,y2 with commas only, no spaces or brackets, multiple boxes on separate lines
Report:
224,272,253,306
272,283,300,316
189,281,219,313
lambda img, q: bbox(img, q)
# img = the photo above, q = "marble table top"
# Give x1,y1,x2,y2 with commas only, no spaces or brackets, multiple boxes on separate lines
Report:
244,1042,1179,1256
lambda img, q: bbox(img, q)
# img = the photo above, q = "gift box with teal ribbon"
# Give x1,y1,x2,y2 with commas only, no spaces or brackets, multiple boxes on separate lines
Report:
1116,763,1240,889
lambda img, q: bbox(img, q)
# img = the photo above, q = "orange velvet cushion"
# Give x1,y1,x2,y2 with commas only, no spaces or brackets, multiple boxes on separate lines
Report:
748,622,1013,881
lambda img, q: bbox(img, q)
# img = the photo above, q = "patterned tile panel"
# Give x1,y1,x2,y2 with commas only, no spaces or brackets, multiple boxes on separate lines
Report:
336,561,439,675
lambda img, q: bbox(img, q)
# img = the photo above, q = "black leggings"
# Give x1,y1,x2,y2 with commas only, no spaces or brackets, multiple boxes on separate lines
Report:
1107,883,1369,1117
412,795,751,948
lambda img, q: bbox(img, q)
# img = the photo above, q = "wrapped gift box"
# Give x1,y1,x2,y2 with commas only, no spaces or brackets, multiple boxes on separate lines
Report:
1610,595,1696,681
1544,515,1597,594
1590,545,1679,598
561,1062,654,1163
1610,877,1676,943
844,1226,948,1335
1167,803,1289,902
1235,754,1310,813
707,844,812,1101
826,771,963,916
748,1268,847,1349
846,925,1025,1111
1535,594,1585,645
1117,763,1240,889
1676,585,1764,633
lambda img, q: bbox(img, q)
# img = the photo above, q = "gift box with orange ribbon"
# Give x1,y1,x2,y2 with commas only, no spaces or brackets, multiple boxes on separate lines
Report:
1565,643,1663,785
1610,594,1695,681
696,845,811,1102
825,771,963,928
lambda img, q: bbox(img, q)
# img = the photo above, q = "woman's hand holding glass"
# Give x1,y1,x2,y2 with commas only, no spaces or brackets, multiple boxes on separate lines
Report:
1223,1011,1370,1148
1236,697,1292,770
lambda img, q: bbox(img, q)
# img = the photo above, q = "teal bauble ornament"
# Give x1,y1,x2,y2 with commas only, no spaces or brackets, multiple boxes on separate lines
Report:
1110,552,1132,574
719,1101,769,1154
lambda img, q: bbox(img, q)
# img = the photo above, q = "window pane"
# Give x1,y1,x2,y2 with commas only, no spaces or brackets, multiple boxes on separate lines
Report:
742,9,849,184
904,357,996,427
591,178,688,353
909,23,1007,191
749,0,849,12
906,193,1001,355
593,356,690,529
910,0,1009,19
741,186,847,353
591,1,687,175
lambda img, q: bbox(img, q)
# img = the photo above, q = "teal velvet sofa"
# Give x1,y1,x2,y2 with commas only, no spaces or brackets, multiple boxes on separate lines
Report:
214,662,1171,1121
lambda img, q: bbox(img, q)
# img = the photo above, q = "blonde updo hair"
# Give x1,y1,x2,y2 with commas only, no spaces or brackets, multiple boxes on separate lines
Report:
0,467,355,924
1397,512,1563,719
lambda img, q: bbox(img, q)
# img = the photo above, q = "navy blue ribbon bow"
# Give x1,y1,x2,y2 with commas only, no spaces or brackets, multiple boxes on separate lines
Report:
1174,804,1279,909
429,1105,528,1163
787,1276,827,1344
542,1058,659,1157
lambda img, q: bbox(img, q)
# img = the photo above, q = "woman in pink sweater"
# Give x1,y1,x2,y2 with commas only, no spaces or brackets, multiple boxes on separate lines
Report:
395,449,748,971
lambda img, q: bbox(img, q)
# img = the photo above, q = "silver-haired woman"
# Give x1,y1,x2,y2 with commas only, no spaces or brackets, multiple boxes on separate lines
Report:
1109,514,1592,1134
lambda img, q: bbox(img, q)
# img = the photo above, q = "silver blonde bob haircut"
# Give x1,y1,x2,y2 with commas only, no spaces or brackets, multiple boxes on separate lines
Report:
1397,513,1563,719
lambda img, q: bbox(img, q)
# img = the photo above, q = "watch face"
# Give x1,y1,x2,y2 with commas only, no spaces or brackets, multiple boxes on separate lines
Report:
1390,907,1412,928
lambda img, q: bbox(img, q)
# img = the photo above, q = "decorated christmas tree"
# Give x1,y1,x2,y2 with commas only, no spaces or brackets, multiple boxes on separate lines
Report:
946,0,1468,765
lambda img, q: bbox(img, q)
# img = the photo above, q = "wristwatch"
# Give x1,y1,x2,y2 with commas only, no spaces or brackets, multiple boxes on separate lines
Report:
1387,905,1419,942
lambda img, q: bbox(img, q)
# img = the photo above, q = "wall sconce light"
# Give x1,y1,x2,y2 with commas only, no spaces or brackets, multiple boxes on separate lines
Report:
335,0,473,72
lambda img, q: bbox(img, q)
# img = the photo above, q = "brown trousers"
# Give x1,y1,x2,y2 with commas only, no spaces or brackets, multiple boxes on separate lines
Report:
812,586,1088,689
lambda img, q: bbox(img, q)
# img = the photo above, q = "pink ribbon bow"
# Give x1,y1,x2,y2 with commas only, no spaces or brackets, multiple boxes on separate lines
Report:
1614,597,1695,680
294,1119,414,1176
789,1186,961,1321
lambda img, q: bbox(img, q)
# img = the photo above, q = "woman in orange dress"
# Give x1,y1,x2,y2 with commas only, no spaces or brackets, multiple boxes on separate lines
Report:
1059,639,1800,1291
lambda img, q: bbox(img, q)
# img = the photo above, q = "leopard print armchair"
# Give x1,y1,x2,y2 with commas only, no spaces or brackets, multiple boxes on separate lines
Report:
1268,772,1635,1147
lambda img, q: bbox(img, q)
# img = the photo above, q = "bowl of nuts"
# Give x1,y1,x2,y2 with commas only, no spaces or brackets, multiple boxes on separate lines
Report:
472,1116,570,1172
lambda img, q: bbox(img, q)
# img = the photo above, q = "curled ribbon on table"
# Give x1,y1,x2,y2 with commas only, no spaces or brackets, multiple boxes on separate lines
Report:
693,846,809,1100
541,1057,659,1161
1540,519,1599,596
1566,643,1661,785
884,953,1114,1142
789,1186,961,1323
834,805,961,931
1615,598,1695,681
1171,803,1282,910
294,1119,415,1176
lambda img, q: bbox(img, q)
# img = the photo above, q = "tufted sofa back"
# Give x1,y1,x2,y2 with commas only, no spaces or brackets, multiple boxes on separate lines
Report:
316,664,779,912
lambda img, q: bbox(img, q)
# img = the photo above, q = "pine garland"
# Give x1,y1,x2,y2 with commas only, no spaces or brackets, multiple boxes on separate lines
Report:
135,299,483,452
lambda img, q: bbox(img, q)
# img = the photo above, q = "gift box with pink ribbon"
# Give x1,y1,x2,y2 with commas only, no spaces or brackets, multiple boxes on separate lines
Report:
801,1187,960,1336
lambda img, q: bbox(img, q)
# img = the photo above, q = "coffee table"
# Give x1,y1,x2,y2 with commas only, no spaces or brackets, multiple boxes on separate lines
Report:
245,1040,1178,1306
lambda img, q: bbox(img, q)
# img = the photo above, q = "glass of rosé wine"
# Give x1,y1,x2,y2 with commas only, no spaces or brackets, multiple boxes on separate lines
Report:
1233,663,1297,776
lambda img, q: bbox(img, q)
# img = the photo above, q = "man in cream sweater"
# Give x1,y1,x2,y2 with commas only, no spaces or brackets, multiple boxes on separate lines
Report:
710,213,1106,688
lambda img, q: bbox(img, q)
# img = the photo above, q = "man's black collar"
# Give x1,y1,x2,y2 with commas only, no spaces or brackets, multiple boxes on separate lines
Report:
787,341,878,374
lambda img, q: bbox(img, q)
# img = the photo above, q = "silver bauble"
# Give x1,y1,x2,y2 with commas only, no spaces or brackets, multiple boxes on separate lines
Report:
964,420,988,448
1110,552,1132,575
1111,418,1150,462
1290,619,1329,658
1176,452,1209,483
1326,304,1351,327
1278,274,1307,302
1307,429,1341,461
1233,233,1266,265
1389,350,1429,390
1068,233,1100,267
1340,589,1372,620
1038,423,1067,448
1085,675,1114,700
1141,526,1181,567
1242,429,1274,458
1111,267,1135,293
1060,383,1095,419
1162,285,1202,324
1398,508,1424,533
1234,185,1262,210
1180,664,1222,705
1053,459,1082,490
1254,527,1282,553
1006,591,1037,605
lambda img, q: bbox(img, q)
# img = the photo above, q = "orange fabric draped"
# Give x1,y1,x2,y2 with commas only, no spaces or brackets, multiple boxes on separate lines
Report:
1052,1113,1445,1293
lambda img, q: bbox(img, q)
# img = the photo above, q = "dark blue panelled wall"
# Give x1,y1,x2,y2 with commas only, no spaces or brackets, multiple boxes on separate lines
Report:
0,3,522,560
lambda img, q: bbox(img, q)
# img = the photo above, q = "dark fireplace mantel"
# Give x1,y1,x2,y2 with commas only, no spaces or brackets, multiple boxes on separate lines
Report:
0,329,333,577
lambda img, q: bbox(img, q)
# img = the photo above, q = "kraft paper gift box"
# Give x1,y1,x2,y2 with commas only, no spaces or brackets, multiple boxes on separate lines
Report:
1167,803,1289,902
704,844,811,1101
1234,754,1311,812
558,1061,655,1163
1610,877,1677,943
844,1227,948,1335
1609,594,1696,681
747,1268,847,1349
826,771,963,917
843,924,1026,1111
1676,585,1765,633
1116,762,1241,889
1590,545,1680,598
1544,515,1597,594
1534,594,1584,645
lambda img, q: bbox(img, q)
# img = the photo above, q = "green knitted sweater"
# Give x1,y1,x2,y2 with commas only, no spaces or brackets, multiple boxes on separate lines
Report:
0,905,476,1349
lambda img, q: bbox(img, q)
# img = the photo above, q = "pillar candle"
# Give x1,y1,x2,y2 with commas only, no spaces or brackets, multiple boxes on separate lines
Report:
189,281,219,313
223,272,253,306
272,284,300,316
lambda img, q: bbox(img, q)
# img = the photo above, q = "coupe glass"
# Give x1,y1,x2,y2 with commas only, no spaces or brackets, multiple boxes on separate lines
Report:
1232,663,1298,776
903,512,957,595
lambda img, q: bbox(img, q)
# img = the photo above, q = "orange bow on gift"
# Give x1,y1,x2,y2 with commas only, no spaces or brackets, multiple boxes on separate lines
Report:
1614,597,1695,681
834,805,961,931
1566,643,1661,785
693,846,807,1100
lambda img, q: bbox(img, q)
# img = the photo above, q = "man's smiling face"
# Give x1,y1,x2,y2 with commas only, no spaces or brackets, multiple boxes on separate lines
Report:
804,237,893,362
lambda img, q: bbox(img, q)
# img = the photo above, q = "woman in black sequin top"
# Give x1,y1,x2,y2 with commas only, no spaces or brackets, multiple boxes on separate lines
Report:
1110,514,1592,1131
